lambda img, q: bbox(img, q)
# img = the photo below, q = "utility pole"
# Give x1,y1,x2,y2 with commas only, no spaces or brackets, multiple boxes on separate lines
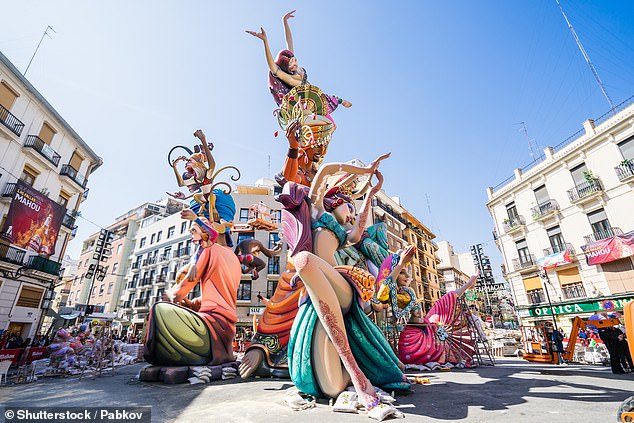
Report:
82,229,114,322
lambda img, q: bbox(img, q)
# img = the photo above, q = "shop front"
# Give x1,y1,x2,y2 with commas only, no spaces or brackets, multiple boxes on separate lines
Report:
517,294,634,333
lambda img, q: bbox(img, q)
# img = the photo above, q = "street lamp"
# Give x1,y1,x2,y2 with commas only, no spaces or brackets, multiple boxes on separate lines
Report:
539,269,559,333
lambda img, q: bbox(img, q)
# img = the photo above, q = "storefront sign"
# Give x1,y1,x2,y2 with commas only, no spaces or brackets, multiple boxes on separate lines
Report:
536,250,572,269
249,307,264,315
521,296,634,317
581,230,634,265
0,348,22,363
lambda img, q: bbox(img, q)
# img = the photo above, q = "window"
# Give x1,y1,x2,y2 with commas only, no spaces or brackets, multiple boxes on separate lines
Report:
237,232,255,245
150,234,156,244
526,288,545,305
20,164,39,186
268,257,280,274
267,279,278,299
58,190,71,207
112,263,119,274
570,163,588,185
269,232,280,249
107,283,113,294
180,221,187,233
167,226,175,238
117,244,122,254
0,80,19,110
547,226,565,253
164,246,172,259
271,210,282,223
99,284,104,294
139,237,146,248
587,208,612,239
239,208,250,222
131,274,139,288
16,286,44,308
618,136,634,160
506,202,519,220
69,151,83,172
533,185,550,206
515,239,532,266
38,122,57,144
237,280,252,301
185,240,192,254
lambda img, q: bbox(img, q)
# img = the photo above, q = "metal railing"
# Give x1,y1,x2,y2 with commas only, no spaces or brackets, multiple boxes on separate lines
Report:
62,212,76,229
543,243,575,256
503,215,526,233
0,103,25,136
25,255,61,275
140,277,152,286
527,289,545,305
2,182,17,197
583,227,623,244
512,254,536,271
60,164,88,188
0,243,26,265
133,298,148,308
567,178,603,202
531,199,560,219
615,159,634,181
24,135,61,167
122,301,131,309
562,283,587,300
131,262,140,270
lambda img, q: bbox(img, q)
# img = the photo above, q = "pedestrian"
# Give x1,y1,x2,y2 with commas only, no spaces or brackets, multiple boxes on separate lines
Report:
616,330,633,373
551,329,568,365
598,322,625,374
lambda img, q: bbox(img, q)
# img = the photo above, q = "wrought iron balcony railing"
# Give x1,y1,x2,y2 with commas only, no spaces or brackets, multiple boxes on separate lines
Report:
133,298,148,308
512,254,537,271
615,159,634,181
2,182,17,197
562,283,587,300
62,212,76,229
567,178,603,202
542,242,575,256
527,289,545,305
0,103,25,136
24,135,61,167
503,215,526,233
0,243,26,265
583,227,623,244
531,199,560,220
25,255,61,276
60,164,88,188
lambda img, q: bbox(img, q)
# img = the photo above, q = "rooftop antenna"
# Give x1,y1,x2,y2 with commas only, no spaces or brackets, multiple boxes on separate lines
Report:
267,155,271,178
25,25,56,76
555,0,614,110
518,122,540,160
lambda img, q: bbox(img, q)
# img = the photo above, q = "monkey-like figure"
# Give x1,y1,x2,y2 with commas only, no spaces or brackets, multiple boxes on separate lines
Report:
234,239,282,280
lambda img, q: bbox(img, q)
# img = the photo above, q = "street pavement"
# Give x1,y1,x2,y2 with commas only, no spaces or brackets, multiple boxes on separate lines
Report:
1,358,632,422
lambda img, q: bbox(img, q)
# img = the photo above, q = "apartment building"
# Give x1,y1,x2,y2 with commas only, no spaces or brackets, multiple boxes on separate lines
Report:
0,51,101,339
118,179,286,337
486,98,634,332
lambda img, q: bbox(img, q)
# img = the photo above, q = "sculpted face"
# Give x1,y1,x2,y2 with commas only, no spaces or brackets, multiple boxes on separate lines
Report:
288,57,298,73
186,154,207,180
332,201,356,229
396,267,412,287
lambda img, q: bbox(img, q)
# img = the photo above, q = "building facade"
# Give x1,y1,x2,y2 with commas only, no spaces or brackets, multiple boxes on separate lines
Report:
0,51,101,339
487,99,634,332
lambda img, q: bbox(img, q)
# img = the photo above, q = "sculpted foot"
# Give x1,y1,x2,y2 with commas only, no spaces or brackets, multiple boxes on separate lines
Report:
239,348,264,379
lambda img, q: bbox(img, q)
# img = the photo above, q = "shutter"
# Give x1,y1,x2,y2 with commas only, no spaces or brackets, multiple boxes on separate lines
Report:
556,267,582,286
522,276,542,291
38,122,57,144
0,81,19,110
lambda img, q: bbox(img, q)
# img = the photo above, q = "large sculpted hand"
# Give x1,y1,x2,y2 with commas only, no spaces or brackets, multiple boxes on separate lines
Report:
246,27,268,42
283,10,296,22
285,120,301,149
181,209,198,221
399,245,416,267
166,191,186,200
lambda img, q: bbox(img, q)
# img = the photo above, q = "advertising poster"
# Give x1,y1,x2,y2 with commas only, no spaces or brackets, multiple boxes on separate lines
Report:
0,180,65,255
581,230,634,265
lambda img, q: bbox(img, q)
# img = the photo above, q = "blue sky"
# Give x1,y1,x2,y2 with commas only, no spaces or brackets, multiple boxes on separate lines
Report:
2,1,634,280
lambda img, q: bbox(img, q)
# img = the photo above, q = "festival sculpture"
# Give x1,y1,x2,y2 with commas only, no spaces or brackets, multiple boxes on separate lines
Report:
143,132,242,367
234,238,282,280
375,249,479,367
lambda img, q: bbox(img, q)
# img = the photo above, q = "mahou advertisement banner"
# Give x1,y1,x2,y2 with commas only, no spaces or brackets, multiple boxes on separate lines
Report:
1,180,66,255
581,230,634,266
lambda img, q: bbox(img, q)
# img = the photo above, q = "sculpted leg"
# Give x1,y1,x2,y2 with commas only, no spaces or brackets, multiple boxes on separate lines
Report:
312,322,350,397
295,251,378,407
239,348,264,379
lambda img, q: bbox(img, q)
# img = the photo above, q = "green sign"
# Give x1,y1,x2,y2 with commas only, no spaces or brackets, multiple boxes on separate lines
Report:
465,291,477,301
522,296,634,317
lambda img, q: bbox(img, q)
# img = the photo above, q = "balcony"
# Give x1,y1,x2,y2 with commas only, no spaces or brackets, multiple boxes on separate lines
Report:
583,227,623,244
140,278,152,286
155,275,167,286
531,199,560,221
527,289,546,305
24,135,61,167
169,271,177,281
133,298,149,308
60,164,88,188
503,215,526,234
562,283,587,300
25,255,61,276
131,262,140,271
178,248,190,258
512,254,537,272
542,242,576,257
61,212,76,229
158,254,170,263
567,178,603,203
615,159,634,182
122,300,131,309
1,182,17,199
0,103,25,136
0,243,26,265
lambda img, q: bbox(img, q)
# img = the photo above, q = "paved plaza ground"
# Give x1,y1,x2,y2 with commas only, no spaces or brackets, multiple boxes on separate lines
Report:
1,358,632,422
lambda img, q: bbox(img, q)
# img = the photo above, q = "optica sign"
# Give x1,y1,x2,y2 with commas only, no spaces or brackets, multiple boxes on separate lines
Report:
522,296,634,317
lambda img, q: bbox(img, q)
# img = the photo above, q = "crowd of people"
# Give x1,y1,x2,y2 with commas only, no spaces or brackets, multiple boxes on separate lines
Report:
0,333,52,349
